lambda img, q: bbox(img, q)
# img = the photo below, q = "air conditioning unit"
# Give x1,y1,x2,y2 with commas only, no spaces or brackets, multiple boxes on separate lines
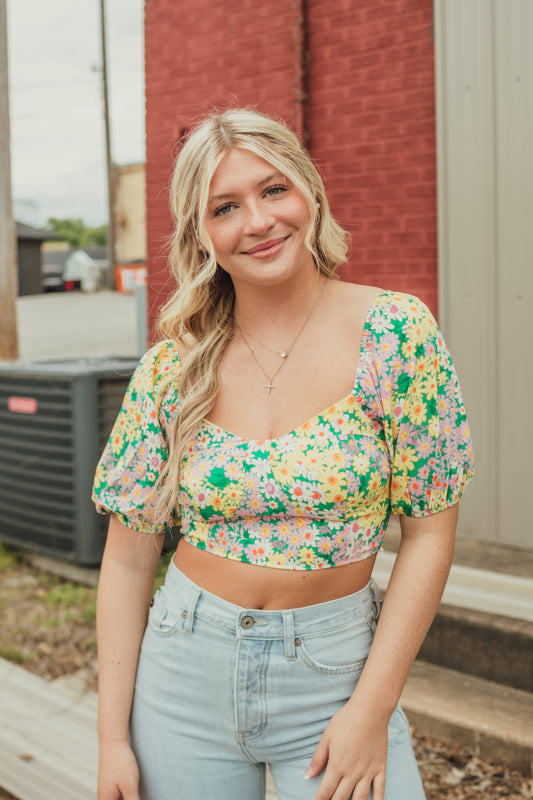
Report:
0,357,139,564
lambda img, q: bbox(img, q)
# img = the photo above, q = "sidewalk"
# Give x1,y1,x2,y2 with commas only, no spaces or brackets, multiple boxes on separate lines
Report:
15,291,138,362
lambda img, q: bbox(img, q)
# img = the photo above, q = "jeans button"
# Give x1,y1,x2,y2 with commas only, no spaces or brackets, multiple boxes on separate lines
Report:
241,615,255,630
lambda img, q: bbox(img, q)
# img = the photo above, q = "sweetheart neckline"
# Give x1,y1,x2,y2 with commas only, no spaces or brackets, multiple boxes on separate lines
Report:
201,289,389,444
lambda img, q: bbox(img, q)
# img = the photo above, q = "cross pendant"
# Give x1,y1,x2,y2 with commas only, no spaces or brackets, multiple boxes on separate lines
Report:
265,380,275,394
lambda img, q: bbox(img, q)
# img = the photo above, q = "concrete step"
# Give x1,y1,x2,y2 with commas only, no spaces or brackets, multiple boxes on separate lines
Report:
374,550,533,692
402,661,533,776
418,602,533,693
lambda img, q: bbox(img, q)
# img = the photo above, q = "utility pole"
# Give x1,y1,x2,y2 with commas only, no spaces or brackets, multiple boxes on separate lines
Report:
99,0,116,289
0,0,19,360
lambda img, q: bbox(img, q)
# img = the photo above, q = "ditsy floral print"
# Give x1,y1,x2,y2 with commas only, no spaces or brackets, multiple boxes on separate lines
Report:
92,291,474,570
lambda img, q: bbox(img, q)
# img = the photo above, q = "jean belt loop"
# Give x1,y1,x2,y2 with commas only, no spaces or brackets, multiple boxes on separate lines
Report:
282,610,296,660
183,587,201,634
369,579,381,619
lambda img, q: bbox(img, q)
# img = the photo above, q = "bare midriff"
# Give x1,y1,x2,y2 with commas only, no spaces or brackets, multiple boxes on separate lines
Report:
173,539,377,610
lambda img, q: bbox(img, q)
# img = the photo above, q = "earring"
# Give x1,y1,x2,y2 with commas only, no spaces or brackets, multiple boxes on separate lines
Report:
316,201,321,209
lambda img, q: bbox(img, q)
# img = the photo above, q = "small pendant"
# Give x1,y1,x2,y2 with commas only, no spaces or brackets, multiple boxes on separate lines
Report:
280,351,287,358
265,381,275,394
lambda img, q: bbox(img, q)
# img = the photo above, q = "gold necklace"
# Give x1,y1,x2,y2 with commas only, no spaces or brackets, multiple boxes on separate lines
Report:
238,277,328,394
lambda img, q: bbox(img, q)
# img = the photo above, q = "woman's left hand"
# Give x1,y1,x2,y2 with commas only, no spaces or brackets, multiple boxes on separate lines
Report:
304,700,388,800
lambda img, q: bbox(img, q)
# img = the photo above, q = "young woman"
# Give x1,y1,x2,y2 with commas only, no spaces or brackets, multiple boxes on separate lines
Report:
93,108,474,800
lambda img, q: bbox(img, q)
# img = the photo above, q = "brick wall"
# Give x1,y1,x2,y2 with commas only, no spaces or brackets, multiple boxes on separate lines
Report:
306,0,437,312
145,0,437,335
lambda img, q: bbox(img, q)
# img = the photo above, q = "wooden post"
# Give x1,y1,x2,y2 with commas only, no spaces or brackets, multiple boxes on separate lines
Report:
100,0,116,289
0,0,19,360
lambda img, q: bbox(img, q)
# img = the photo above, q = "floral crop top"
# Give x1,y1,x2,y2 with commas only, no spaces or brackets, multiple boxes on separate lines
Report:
92,291,474,570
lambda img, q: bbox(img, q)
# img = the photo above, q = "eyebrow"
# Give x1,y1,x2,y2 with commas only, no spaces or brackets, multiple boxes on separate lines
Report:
208,171,286,205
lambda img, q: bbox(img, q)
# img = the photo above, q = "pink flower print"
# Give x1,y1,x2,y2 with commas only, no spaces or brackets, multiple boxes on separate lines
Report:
388,302,403,320
415,434,433,457
409,477,425,497
417,464,430,481
378,332,400,359
121,471,133,487
245,542,272,564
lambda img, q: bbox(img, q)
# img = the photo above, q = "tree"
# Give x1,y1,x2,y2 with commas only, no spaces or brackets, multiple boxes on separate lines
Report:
47,217,107,249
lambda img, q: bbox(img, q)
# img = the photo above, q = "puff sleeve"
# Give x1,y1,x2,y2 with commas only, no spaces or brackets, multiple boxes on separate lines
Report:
375,294,474,516
91,340,181,533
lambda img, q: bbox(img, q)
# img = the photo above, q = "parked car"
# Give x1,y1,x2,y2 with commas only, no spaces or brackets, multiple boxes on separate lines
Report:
64,249,108,292
41,251,68,292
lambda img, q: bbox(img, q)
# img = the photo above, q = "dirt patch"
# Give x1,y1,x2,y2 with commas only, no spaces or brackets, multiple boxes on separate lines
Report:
0,544,531,800
0,545,98,691
414,737,531,799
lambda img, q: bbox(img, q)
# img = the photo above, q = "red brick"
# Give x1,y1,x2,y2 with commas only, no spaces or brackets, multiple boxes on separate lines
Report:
145,0,437,334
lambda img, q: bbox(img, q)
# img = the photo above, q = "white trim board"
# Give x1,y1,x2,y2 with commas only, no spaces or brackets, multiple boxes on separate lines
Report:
373,551,533,622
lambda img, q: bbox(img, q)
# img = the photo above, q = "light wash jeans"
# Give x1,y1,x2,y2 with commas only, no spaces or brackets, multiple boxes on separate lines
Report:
130,560,426,799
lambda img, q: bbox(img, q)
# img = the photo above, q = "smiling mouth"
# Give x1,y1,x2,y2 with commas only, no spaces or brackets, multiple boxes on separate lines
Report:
244,236,289,257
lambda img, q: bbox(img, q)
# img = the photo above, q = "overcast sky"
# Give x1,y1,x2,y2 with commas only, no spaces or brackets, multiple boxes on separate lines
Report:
7,0,145,227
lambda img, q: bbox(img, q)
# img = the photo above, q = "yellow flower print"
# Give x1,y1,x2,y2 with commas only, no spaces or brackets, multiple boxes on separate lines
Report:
267,553,287,568
391,472,409,502
421,373,438,399
401,339,416,360
399,427,410,444
408,400,427,426
397,447,417,472
366,471,382,497
429,416,440,438
298,547,317,565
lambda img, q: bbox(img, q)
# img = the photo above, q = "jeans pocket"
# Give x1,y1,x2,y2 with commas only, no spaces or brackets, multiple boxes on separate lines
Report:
295,617,373,675
147,588,184,637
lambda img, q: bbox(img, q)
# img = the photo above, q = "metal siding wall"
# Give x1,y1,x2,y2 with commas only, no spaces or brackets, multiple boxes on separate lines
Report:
493,0,533,546
436,0,532,548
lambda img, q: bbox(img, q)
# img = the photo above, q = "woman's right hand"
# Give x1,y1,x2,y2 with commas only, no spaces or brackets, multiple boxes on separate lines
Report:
97,740,140,800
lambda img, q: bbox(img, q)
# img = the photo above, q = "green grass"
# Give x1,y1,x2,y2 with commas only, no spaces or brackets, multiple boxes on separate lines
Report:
154,548,174,592
0,643,31,664
0,543,22,572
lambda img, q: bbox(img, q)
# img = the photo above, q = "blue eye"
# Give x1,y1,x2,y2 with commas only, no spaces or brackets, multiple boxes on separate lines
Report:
214,203,234,217
265,184,287,197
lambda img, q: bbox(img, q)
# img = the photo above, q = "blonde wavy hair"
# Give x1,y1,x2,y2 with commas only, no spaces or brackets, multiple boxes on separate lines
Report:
156,108,349,516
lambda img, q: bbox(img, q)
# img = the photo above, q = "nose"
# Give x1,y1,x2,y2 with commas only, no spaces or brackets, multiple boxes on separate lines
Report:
243,200,275,235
